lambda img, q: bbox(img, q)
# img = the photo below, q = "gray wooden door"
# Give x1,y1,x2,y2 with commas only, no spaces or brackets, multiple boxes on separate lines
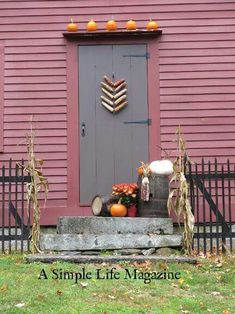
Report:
79,44,149,204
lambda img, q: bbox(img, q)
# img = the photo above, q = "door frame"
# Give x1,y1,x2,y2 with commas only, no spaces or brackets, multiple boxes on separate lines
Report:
65,34,161,215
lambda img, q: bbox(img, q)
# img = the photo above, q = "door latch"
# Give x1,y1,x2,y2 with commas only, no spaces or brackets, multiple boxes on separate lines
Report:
81,122,86,137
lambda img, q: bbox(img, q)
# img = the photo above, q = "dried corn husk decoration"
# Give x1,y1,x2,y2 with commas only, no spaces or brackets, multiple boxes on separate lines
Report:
19,117,49,253
167,126,194,255
100,75,128,113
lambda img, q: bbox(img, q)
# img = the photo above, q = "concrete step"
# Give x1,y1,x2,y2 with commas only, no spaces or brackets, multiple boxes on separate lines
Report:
40,233,182,251
26,254,197,264
57,217,173,235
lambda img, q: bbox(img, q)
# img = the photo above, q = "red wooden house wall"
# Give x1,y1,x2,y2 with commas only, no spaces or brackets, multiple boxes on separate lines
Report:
0,0,235,224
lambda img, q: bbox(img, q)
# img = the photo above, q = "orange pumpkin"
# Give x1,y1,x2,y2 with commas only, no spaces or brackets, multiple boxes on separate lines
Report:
87,19,97,31
106,19,117,31
110,203,127,217
67,19,78,32
137,166,144,176
126,19,137,30
146,19,158,31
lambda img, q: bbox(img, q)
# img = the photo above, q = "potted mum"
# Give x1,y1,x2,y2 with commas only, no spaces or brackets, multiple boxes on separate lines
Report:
112,183,138,217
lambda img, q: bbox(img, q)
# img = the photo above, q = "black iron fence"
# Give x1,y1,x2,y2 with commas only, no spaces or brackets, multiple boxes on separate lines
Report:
186,159,235,254
0,159,31,253
1,158,235,255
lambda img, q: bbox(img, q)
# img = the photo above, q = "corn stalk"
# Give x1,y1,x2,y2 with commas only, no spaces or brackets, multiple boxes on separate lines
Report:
20,118,49,253
167,126,195,255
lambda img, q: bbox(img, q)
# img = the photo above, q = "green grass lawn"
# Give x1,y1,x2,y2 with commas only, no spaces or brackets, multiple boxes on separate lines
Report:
0,254,234,314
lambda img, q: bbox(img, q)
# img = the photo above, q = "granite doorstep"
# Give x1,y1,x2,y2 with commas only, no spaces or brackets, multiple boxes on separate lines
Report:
57,216,173,235
40,233,182,251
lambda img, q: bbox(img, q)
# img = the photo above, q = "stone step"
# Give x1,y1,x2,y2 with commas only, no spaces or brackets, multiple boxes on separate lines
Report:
40,233,182,251
57,217,173,235
26,254,197,264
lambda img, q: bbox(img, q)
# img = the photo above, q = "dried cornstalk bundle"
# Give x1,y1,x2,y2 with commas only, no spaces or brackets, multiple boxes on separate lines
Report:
20,118,49,253
167,126,195,255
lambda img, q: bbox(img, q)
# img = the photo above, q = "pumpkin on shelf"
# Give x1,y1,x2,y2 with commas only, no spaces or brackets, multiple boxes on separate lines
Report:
110,202,127,217
87,19,97,31
66,19,78,32
126,19,137,31
106,18,117,31
146,19,158,31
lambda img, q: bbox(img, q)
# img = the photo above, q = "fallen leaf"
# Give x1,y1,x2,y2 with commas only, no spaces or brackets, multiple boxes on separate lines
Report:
36,294,45,301
56,290,63,296
199,302,204,308
0,284,8,292
114,264,124,270
108,295,116,299
178,278,185,286
223,309,230,314
215,263,223,268
196,263,203,268
180,306,189,314
159,262,168,270
210,291,221,296
15,303,25,308
198,252,206,258
80,282,88,288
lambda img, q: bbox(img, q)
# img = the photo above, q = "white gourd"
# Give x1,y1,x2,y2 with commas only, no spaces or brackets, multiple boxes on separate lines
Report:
149,160,173,175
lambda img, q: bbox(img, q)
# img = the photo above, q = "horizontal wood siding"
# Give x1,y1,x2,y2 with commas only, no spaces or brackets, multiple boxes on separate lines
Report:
0,0,235,216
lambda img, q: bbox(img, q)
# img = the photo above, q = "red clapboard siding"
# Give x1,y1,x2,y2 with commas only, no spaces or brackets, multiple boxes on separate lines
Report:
0,0,235,221
160,78,235,87
161,101,235,110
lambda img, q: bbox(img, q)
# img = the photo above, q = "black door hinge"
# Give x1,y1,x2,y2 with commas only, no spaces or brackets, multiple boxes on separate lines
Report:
123,118,151,125
122,52,150,59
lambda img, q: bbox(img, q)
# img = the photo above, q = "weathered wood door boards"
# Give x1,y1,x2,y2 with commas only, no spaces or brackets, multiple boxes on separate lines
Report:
79,44,149,204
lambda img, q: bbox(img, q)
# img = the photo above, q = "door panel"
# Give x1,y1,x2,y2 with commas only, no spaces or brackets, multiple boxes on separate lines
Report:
79,44,148,204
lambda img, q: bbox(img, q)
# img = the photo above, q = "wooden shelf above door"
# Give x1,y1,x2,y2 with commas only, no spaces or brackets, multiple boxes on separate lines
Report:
63,30,162,40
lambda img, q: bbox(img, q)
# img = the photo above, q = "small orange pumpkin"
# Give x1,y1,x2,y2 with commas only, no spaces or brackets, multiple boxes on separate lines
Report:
67,19,78,32
137,166,144,176
110,203,127,217
87,19,97,31
126,19,137,31
146,19,158,31
106,19,117,31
